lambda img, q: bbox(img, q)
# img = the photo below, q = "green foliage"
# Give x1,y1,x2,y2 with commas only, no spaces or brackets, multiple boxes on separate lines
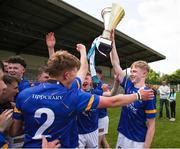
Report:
146,69,161,84
107,92,180,148
168,74,179,85
147,69,180,85
161,69,180,85
175,69,180,76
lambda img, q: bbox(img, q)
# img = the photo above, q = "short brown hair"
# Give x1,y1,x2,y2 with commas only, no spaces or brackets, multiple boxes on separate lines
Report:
7,55,27,68
3,75,20,84
131,60,150,73
37,66,48,76
46,50,80,77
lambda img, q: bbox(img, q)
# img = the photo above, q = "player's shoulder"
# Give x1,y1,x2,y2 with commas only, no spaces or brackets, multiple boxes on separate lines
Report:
17,84,42,99
70,77,82,90
22,78,29,83
20,78,30,86
121,76,133,87
71,88,89,100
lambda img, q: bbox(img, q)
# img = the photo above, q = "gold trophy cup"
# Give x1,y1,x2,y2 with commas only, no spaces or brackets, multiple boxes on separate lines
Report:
98,3,125,56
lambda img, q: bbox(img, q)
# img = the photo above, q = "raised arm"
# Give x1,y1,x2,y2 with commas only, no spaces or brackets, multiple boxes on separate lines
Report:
98,89,154,108
46,32,56,58
103,74,120,96
110,30,124,82
76,44,88,83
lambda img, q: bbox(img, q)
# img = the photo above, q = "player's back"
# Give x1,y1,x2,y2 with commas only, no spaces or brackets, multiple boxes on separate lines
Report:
77,89,98,134
15,80,80,148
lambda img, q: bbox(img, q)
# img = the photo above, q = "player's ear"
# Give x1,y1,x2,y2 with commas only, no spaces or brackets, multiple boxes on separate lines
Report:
64,71,70,80
143,70,148,78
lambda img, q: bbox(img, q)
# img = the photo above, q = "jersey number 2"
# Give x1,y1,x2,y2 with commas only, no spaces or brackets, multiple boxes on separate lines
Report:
32,108,55,139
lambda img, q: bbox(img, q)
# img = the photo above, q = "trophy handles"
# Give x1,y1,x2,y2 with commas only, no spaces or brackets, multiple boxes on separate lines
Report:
101,3,125,33
108,3,125,30
101,7,111,31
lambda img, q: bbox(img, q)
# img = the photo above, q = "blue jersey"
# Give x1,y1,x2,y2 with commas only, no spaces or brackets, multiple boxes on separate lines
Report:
98,108,108,118
13,77,99,148
118,77,156,142
0,132,8,148
31,82,41,87
18,78,30,92
77,88,101,134
94,81,108,118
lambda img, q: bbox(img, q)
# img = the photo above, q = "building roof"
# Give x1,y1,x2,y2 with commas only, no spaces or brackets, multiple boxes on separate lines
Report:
0,0,165,69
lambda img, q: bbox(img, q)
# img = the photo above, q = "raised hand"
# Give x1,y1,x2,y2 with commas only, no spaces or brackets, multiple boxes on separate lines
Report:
76,43,88,83
46,32,56,57
0,109,13,132
76,43,86,53
42,136,60,149
46,32,56,49
101,84,109,92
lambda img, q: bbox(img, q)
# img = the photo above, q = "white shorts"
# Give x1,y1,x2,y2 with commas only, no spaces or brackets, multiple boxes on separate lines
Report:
78,129,98,148
116,132,144,148
98,116,109,136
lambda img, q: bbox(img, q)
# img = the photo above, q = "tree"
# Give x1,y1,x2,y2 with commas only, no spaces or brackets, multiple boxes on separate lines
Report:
146,68,180,85
146,69,160,84
168,69,180,85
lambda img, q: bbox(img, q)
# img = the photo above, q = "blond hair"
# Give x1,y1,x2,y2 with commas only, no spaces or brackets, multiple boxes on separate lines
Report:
131,60,150,73
46,50,80,77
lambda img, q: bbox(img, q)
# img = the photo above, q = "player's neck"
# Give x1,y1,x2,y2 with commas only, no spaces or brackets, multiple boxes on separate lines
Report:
134,80,145,88
62,81,71,89
50,76,71,89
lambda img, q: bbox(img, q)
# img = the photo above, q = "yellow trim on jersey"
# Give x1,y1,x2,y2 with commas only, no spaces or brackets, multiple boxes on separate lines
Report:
14,107,22,114
2,143,8,149
76,79,80,89
145,109,157,114
85,95,94,111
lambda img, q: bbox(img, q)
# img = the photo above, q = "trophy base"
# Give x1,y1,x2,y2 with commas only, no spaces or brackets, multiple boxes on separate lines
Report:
97,37,112,56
